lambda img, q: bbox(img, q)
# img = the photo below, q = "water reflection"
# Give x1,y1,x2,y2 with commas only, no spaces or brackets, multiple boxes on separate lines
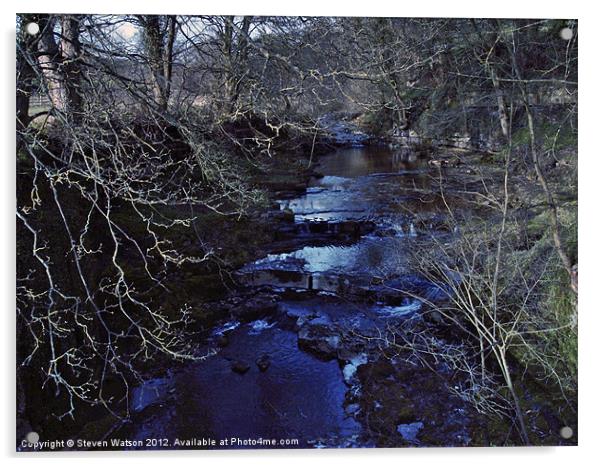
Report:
281,146,436,222
314,146,427,178
120,326,361,448
248,238,407,277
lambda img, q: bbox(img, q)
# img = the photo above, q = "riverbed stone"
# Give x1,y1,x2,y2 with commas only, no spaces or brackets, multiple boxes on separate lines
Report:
396,421,424,443
297,315,341,359
256,354,271,372
215,334,229,348
345,403,360,416
231,360,250,375
272,208,295,223
231,292,280,322
342,353,368,386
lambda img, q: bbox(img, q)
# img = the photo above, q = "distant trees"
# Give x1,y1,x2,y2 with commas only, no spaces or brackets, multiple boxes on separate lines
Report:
16,15,578,138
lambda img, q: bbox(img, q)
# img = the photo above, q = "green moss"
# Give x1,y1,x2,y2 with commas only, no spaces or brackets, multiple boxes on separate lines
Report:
544,267,578,380
512,126,532,146
540,121,577,153
494,118,577,166
526,211,549,238
470,415,514,446
509,205,577,396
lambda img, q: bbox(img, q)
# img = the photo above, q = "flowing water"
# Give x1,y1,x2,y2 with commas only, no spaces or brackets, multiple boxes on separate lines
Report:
124,323,360,448
117,145,462,449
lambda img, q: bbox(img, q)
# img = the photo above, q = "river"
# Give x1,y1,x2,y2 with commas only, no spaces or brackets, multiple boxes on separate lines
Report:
115,144,473,449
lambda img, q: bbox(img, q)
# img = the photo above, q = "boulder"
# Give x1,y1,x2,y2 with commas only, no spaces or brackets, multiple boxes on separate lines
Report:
297,315,341,359
272,208,295,223
345,403,360,416
231,293,280,322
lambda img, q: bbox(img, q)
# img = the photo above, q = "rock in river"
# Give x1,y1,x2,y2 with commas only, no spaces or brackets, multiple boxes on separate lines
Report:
216,334,229,348
397,421,424,443
297,314,341,359
231,360,250,375
256,354,271,372
232,293,280,323
342,353,368,386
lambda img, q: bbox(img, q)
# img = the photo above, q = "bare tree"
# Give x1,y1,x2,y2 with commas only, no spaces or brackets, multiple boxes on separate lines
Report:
137,15,178,111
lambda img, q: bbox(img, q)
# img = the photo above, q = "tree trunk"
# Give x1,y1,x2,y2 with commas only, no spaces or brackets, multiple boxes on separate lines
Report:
162,16,177,107
142,16,167,110
489,66,510,138
219,16,254,117
59,15,83,120
36,15,83,120
221,16,236,115
377,19,408,130
140,15,177,111
37,16,69,113
17,15,36,133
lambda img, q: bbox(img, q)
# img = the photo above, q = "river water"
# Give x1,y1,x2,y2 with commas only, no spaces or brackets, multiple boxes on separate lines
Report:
117,145,462,449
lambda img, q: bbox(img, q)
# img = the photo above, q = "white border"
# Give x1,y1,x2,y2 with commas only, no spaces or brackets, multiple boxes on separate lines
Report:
3,1,600,464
